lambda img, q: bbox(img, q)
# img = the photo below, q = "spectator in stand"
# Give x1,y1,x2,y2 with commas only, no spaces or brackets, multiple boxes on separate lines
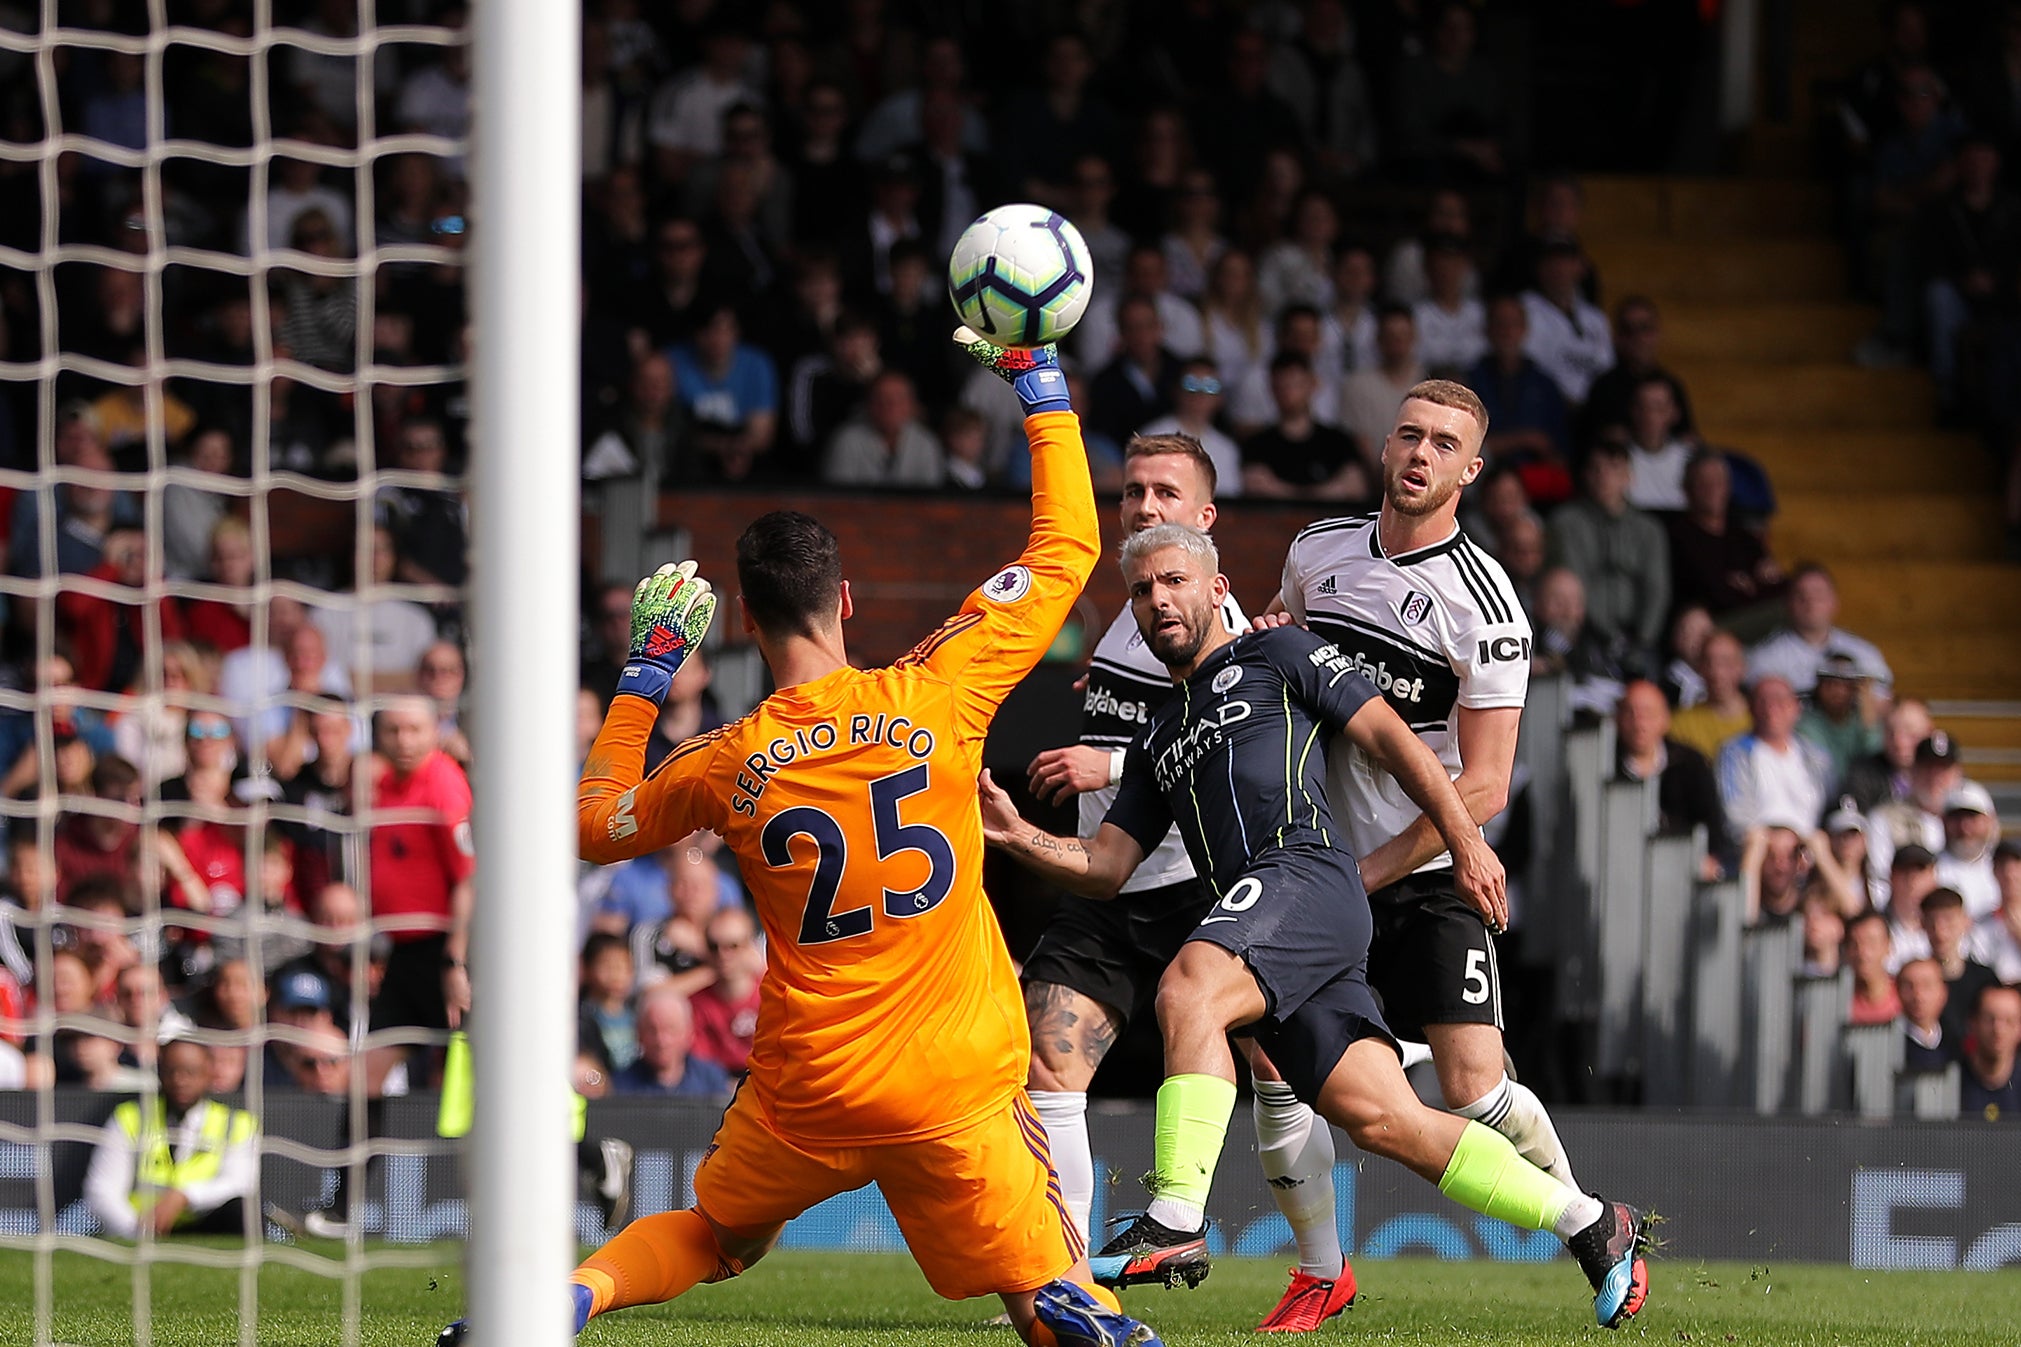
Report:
1716,676,1832,834
1969,841,2021,982
1139,358,1243,493
783,83,859,250
50,756,148,908
578,931,640,1073
1825,799,1885,911
645,21,758,185
1748,565,1894,696
113,962,194,1074
0,826,47,986
1193,27,1305,202
1801,892,1845,978
274,703,360,899
1620,377,1695,513
111,641,208,793
1860,63,1967,364
367,697,474,1034
1897,958,1958,1072
269,883,390,1062
235,618,351,773
1458,462,1537,556
1231,302,1340,436
1159,169,1227,303
180,516,258,655
1885,844,1941,969
1383,188,1478,307
940,408,991,492
1667,451,1788,628
787,312,882,468
610,983,731,1097
1390,1,1509,181
415,640,470,767
1339,305,1425,469
1241,354,1367,500
1846,696,1934,813
161,428,235,582
1529,566,1626,717
632,217,719,351
1615,679,1731,879
1089,295,1181,449
1798,655,1881,791
1267,0,1378,182
83,1038,258,1238
1869,732,1962,887
1497,175,1600,298
311,525,440,693
873,240,951,410
1547,439,1670,673
690,905,763,1075
1412,235,1488,375
579,582,634,709
1937,781,2003,919
8,417,129,587
1660,604,1716,707
275,210,358,376
642,648,724,774
1742,824,1812,928
1521,239,1613,407
1471,294,1571,467
996,33,1120,209
53,524,186,695
1257,190,1341,317
61,879,142,1009
1847,910,1905,1024
1201,249,1272,405
377,419,469,601
668,305,777,483
1918,135,2021,406
1071,155,1133,294
1921,887,1998,1039
1494,513,1547,619
1324,242,1380,373
1959,983,2021,1120
1077,243,1206,370
1835,0,1934,160
691,103,795,260
822,369,943,488
1580,295,1695,448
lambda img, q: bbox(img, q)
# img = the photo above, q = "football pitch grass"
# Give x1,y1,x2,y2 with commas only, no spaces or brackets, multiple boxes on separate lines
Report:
2,1245,2016,1346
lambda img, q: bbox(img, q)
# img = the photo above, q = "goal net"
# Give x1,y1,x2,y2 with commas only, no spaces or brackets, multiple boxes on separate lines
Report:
0,4,576,1343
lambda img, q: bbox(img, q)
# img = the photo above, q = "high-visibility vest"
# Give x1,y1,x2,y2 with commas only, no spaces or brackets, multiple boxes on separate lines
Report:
436,1030,588,1142
111,1098,255,1225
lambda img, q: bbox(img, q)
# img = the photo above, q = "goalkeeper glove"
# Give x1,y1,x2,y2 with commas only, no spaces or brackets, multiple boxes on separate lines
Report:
617,560,716,706
955,326,1072,414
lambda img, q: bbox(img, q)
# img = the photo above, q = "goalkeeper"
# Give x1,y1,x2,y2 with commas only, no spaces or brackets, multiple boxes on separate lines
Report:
440,330,1162,1347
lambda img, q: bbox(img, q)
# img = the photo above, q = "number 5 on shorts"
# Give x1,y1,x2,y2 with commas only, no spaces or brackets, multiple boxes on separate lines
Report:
1461,948,1491,1005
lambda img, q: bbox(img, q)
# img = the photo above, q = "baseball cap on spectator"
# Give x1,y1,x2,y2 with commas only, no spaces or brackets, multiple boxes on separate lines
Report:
273,969,331,1012
1915,732,1960,766
1891,843,1938,872
1818,653,1866,682
1825,801,1866,835
1943,781,1995,817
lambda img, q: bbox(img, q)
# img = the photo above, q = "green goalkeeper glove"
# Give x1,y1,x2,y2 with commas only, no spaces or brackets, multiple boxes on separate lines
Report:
954,325,1072,414
618,560,716,706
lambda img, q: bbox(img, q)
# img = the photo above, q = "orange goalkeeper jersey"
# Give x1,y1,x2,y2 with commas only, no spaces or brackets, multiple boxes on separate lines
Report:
579,411,1098,1144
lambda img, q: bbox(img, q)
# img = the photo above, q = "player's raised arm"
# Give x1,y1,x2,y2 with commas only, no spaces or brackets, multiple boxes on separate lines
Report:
577,562,726,864
900,330,1100,739
978,768,1145,899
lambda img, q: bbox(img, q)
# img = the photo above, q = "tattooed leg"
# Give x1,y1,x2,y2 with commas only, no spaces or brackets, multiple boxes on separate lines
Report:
1026,981,1125,1241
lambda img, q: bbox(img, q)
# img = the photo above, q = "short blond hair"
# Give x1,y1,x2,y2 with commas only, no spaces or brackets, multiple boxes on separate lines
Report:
1123,432,1218,496
1401,378,1490,437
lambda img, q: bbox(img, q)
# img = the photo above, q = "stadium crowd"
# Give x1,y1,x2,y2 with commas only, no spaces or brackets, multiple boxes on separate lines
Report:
0,0,2011,1124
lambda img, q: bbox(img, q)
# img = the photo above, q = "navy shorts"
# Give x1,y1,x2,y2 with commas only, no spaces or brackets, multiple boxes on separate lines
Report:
1183,847,1395,1106
1021,878,1220,1025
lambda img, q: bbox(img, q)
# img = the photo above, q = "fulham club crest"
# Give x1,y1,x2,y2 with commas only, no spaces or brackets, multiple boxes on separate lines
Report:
1399,591,1432,626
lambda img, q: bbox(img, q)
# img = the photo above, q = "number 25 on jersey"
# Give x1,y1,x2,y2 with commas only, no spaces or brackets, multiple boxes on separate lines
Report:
760,764,956,945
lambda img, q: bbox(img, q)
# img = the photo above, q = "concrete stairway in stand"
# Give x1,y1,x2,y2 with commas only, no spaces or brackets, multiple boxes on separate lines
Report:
1579,175,2021,785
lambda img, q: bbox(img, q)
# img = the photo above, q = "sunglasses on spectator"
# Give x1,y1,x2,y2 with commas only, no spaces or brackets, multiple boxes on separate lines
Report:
420,661,461,677
188,722,233,741
1179,375,1223,396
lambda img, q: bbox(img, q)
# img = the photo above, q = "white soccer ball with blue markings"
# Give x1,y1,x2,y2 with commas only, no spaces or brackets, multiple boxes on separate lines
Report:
947,204,1094,349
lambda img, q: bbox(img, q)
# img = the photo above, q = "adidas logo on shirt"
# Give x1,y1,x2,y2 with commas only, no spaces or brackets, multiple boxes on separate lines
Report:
1316,575,1338,595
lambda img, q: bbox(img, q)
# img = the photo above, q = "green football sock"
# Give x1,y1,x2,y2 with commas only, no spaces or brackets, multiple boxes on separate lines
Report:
1148,1073,1238,1218
1436,1120,1577,1233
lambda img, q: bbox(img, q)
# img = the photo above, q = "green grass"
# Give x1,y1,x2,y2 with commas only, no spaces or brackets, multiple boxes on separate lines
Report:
2,1244,2016,1346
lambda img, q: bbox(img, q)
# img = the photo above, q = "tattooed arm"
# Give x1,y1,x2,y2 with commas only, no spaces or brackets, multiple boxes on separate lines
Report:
977,768,1145,899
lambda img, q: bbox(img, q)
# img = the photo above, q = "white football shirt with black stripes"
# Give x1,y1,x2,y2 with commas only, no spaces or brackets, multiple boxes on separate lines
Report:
1078,593,1246,893
1281,512,1530,874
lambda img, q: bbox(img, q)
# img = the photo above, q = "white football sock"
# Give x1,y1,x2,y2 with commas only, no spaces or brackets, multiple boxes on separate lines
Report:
1031,1090,1094,1243
1145,1194,1206,1232
1454,1073,1580,1192
1398,1038,1434,1070
1555,1191,1605,1241
1252,1081,1343,1278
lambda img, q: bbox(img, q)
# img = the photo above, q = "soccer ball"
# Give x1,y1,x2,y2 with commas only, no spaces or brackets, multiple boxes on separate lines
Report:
947,204,1094,349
